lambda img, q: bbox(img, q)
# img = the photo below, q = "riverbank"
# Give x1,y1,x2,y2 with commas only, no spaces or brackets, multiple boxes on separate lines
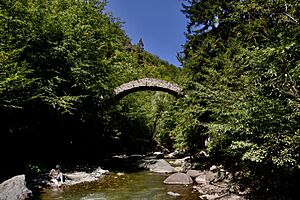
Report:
1,154,248,200
29,154,247,199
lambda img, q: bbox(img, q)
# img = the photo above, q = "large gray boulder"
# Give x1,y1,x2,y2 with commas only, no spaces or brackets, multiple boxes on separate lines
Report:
0,175,32,200
143,159,176,173
163,172,193,185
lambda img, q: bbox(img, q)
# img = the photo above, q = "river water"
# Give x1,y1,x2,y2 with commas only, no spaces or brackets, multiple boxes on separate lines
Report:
37,170,200,200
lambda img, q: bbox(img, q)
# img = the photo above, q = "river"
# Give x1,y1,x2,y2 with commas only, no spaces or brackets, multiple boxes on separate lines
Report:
37,170,200,200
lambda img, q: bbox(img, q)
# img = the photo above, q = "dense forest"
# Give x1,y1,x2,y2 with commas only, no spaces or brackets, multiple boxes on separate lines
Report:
176,0,300,199
1,0,300,199
0,0,180,179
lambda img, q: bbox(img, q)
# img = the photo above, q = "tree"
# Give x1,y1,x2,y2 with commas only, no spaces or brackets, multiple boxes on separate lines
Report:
0,0,182,168
0,0,133,163
137,38,144,50
177,0,300,198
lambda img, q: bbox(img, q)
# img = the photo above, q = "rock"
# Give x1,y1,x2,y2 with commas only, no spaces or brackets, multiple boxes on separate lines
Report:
64,172,91,182
209,165,218,172
192,165,246,200
0,175,32,200
61,170,103,186
167,191,181,197
166,151,180,158
93,167,109,175
200,194,220,200
195,174,207,184
200,192,244,200
147,159,177,173
186,169,202,178
174,166,183,172
153,152,164,159
205,171,219,183
181,160,192,172
172,156,192,172
138,159,157,169
171,156,190,166
193,185,205,194
163,172,193,185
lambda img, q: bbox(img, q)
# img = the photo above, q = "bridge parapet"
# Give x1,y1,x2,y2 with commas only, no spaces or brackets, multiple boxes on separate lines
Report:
113,78,182,99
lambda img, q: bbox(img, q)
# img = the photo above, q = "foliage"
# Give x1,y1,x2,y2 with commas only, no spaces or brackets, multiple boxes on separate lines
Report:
0,0,126,160
175,0,300,198
0,0,181,171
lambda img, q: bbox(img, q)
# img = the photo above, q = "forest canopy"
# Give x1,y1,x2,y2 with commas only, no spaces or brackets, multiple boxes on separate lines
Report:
168,0,300,198
0,0,180,163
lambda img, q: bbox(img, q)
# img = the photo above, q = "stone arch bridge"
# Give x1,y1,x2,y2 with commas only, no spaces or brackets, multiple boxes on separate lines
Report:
113,78,182,100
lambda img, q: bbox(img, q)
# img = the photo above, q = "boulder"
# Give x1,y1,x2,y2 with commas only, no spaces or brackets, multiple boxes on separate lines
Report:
209,165,218,172
171,156,190,166
163,172,193,185
186,169,202,178
0,175,32,200
205,171,219,183
148,159,176,173
195,174,207,184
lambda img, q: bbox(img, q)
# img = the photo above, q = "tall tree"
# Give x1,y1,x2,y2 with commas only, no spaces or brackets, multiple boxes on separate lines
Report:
0,0,181,170
0,0,133,165
177,0,300,198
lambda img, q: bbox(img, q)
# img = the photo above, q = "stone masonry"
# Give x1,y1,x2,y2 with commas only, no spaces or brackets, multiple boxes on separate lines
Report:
113,78,182,99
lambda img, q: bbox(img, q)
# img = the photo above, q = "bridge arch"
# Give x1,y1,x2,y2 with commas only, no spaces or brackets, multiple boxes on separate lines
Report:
113,78,182,100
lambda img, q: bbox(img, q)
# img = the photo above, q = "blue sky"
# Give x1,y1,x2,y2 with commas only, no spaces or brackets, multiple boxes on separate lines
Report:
104,0,187,67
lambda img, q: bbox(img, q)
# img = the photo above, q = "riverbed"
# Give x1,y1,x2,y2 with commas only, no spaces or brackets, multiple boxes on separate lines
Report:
36,170,200,200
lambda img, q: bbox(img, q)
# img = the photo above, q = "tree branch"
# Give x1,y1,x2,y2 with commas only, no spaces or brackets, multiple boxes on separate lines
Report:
283,1,299,24
284,13,299,24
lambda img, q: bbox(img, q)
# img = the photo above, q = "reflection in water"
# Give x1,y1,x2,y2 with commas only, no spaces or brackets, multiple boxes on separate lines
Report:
38,170,200,200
